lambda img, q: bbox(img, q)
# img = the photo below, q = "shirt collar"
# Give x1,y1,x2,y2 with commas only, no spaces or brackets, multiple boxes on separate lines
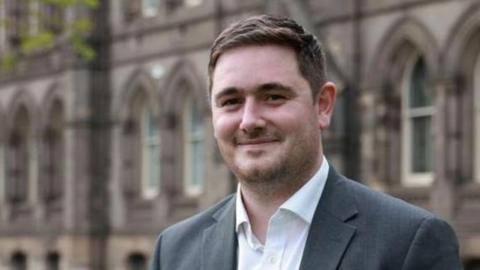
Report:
236,184,250,233
279,157,329,223
235,157,329,231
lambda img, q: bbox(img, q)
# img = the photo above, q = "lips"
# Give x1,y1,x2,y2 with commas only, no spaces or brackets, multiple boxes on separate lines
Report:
236,138,278,145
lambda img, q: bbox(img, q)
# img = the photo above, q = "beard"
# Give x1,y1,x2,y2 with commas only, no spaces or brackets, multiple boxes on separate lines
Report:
218,125,322,192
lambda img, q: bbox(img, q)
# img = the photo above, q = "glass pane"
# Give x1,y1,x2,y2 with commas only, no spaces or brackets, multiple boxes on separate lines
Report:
475,55,480,182
147,110,158,138
185,0,203,7
190,103,203,134
148,143,160,189
409,57,432,108
191,141,204,187
46,253,60,270
184,94,204,193
141,106,160,196
128,254,146,270
11,252,27,270
411,116,433,173
142,0,160,17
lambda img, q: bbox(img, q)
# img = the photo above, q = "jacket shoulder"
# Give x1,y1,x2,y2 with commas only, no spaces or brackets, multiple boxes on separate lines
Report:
330,175,461,269
341,176,434,220
160,194,235,240
150,194,236,270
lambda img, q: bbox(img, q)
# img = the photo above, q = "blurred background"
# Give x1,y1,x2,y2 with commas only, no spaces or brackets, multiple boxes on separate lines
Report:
0,0,479,269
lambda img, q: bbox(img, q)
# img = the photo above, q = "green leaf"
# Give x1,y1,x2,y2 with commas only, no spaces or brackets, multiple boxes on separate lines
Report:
78,0,99,8
72,19,93,34
20,32,55,54
1,54,17,71
72,39,96,61
42,0,76,7
0,0,99,71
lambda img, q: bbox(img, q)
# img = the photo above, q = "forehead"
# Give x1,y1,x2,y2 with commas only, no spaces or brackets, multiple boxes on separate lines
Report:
211,45,304,93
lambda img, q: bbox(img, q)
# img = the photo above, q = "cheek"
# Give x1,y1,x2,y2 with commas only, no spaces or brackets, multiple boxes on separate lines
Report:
213,115,238,140
278,112,319,137
271,107,314,128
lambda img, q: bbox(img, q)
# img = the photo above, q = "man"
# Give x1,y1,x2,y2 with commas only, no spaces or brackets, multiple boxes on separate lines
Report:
150,15,462,270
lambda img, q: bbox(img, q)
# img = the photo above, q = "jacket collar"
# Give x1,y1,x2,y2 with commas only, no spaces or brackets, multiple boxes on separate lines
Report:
202,195,238,270
201,166,358,270
299,166,358,270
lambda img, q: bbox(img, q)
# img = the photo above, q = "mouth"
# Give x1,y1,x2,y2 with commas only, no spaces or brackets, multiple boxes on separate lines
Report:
234,137,280,157
237,138,278,146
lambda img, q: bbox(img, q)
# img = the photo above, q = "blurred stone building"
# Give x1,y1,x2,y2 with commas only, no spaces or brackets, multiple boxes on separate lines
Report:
0,0,479,269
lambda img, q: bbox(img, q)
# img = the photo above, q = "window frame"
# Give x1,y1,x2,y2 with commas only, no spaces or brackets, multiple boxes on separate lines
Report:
126,252,147,270
11,251,27,270
182,93,204,196
41,102,65,205
401,55,435,186
139,103,161,199
474,54,480,183
6,0,31,48
46,252,60,270
7,108,33,204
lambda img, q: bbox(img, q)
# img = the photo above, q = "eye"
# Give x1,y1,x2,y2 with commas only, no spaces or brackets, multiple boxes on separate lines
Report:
265,94,286,104
220,97,242,108
267,95,283,100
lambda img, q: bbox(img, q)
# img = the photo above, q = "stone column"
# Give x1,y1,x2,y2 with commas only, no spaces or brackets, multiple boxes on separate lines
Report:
430,79,457,222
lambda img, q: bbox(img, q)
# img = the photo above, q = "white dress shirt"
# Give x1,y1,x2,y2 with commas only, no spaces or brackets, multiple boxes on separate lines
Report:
236,158,329,270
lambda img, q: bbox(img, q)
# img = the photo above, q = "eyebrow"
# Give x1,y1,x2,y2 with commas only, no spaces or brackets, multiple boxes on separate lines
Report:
257,82,293,92
214,82,293,101
213,87,240,102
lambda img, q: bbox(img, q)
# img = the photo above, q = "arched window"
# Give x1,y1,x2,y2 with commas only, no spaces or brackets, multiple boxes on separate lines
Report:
11,251,27,270
41,2,64,34
402,56,434,186
122,118,139,197
41,100,64,206
122,90,160,199
46,252,60,270
140,104,160,198
474,54,480,183
6,107,31,204
5,0,30,48
182,93,204,196
127,252,147,270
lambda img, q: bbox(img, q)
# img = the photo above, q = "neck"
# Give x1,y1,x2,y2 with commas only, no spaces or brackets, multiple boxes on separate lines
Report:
239,185,283,244
239,158,323,244
239,152,323,243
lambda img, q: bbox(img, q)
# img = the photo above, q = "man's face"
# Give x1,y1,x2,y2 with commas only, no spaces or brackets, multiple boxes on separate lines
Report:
211,45,334,184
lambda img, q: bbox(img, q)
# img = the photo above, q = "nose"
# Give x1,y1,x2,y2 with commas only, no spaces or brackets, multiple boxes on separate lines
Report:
239,99,266,133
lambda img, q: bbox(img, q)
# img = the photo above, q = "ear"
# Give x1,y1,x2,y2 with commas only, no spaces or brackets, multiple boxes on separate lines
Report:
315,82,337,129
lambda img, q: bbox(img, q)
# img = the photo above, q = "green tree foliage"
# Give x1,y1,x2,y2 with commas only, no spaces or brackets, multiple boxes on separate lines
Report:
0,0,99,71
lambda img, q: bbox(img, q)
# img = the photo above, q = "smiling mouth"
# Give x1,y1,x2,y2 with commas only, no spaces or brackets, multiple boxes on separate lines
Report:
236,139,279,147
237,137,278,144
238,139,276,145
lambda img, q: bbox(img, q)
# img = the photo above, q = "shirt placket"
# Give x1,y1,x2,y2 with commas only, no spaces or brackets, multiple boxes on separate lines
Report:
259,213,288,270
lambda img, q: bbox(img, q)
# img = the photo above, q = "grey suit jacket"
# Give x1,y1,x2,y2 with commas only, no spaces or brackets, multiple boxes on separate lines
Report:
150,167,462,270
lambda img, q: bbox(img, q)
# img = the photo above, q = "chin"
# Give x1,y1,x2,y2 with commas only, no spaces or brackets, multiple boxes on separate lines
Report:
234,162,282,184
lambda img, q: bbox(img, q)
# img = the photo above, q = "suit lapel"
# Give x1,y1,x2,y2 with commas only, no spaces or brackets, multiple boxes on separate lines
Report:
202,196,237,270
300,167,358,270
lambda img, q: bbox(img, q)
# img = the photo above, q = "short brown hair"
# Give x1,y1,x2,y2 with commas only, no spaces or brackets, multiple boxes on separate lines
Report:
208,14,327,98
